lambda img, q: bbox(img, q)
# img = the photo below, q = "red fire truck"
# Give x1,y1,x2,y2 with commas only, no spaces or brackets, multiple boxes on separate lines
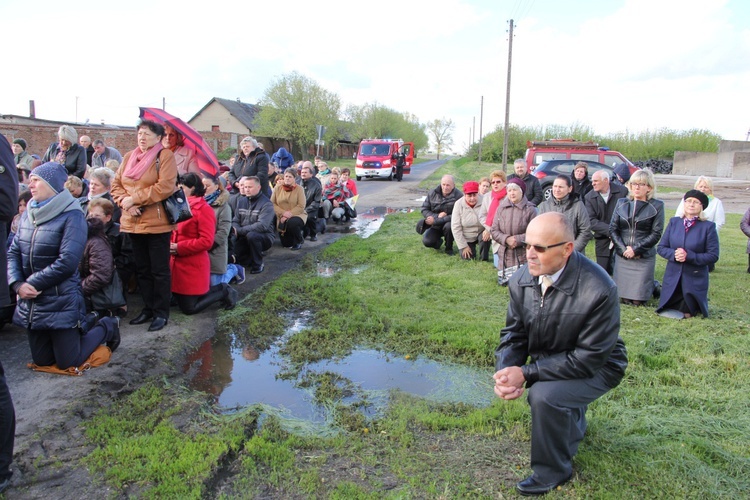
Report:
355,139,414,181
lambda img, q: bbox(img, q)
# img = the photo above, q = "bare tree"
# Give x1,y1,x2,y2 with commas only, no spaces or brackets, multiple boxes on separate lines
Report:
427,118,454,159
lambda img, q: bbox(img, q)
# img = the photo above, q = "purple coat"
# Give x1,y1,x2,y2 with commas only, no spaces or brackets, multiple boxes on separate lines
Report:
657,217,719,317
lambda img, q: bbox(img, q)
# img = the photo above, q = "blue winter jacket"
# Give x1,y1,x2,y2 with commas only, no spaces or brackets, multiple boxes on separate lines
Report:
271,147,295,170
8,193,87,330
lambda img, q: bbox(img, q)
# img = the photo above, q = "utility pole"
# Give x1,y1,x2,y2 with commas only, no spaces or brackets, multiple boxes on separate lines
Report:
478,96,484,165
472,116,475,144
502,19,515,172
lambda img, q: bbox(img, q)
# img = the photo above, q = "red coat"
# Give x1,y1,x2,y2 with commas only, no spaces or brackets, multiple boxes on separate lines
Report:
170,196,215,295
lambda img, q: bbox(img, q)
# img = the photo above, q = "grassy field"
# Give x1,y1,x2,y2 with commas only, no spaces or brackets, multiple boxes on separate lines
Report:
84,159,750,497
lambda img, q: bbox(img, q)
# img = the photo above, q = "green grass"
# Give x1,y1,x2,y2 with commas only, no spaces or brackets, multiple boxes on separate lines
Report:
85,158,750,497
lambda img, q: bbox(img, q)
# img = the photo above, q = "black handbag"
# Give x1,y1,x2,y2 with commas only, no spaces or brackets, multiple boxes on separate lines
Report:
91,272,127,310
156,151,193,224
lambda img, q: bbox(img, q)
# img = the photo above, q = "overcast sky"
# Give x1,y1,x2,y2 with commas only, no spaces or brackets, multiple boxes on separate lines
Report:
2,0,748,152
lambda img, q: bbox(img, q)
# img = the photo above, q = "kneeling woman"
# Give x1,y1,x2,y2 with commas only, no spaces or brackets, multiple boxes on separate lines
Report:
656,190,719,318
170,173,238,314
271,168,307,250
8,162,119,369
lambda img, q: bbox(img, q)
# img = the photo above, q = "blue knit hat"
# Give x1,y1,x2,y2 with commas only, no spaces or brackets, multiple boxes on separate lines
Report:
31,162,68,194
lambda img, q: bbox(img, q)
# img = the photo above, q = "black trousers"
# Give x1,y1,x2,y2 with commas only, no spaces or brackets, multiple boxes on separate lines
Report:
303,214,319,238
422,224,454,252
526,365,621,483
462,239,491,261
235,231,275,270
279,216,305,247
129,232,172,319
0,360,14,482
27,317,119,370
174,284,228,315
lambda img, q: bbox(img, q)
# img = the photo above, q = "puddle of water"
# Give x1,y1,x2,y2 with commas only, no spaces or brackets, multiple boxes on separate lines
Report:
186,312,493,428
318,206,413,239
315,262,339,277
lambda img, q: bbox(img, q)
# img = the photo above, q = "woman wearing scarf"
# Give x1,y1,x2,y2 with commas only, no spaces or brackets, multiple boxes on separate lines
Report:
7,162,120,369
656,190,719,319
479,170,508,266
271,168,307,250
111,120,177,332
169,173,238,314
41,125,87,179
490,178,537,270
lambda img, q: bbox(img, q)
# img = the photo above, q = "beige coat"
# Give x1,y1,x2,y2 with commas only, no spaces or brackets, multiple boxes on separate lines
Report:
271,184,307,230
111,148,178,234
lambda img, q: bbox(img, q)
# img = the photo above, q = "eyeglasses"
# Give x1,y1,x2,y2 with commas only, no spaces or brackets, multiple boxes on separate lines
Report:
630,182,648,188
520,241,568,253
491,180,505,184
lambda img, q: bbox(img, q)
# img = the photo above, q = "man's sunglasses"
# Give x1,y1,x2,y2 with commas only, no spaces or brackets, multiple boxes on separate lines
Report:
520,241,568,253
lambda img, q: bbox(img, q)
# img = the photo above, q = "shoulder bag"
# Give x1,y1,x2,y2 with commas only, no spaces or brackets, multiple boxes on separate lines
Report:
156,151,193,224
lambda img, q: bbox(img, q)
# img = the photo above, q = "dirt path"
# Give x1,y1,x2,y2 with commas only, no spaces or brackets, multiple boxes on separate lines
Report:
0,162,445,498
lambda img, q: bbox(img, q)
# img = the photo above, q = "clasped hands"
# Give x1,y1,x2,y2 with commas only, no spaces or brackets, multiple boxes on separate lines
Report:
493,366,525,400
674,247,687,262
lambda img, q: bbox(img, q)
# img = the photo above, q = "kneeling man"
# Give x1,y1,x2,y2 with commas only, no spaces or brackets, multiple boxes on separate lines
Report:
494,212,628,495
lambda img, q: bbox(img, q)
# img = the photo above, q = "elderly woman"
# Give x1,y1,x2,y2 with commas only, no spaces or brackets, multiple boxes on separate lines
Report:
42,125,87,178
162,124,200,176
8,162,120,369
656,190,719,319
80,167,120,222
490,178,537,270
570,161,592,197
450,181,488,260
170,173,237,314
609,169,665,305
538,175,592,252
111,119,177,332
271,168,307,250
480,170,508,266
675,176,725,272
227,136,270,198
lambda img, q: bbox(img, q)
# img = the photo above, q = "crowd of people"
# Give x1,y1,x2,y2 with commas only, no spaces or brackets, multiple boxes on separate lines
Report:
417,159,743,321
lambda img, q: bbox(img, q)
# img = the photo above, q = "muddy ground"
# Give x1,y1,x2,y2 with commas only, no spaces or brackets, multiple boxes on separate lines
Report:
0,169,747,498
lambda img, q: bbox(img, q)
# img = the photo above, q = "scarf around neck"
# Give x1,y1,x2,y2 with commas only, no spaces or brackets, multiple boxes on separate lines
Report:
123,143,164,181
28,190,82,226
485,187,507,227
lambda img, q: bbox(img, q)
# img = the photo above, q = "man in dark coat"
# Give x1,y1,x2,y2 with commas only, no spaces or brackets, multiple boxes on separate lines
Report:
584,170,629,274
418,175,463,255
508,159,543,206
494,213,628,496
232,176,275,274
300,164,322,241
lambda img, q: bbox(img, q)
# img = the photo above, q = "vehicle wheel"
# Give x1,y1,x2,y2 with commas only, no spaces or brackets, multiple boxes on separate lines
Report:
356,176,361,181
388,171,393,181
543,186,552,201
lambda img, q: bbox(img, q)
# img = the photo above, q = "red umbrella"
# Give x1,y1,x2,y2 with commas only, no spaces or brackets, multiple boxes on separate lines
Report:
139,107,220,178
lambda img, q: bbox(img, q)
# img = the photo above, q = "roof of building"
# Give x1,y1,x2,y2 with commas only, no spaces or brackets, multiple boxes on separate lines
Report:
189,97,261,130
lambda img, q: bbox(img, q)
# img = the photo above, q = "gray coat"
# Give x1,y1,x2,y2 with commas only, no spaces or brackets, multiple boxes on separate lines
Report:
538,193,592,253
208,190,232,275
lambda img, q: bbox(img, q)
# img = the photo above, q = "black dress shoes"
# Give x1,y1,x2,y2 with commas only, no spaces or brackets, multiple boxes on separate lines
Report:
107,317,121,353
291,243,302,251
148,317,168,332
250,263,264,274
516,474,572,496
309,235,317,241
129,311,153,325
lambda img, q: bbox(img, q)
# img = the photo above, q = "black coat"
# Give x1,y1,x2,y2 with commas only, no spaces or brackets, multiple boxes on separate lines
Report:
609,198,665,259
584,183,629,258
421,186,463,228
42,142,87,178
228,148,271,197
495,251,628,387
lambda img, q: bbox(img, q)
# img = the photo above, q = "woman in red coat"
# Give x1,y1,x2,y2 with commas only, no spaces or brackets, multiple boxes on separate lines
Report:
170,173,238,314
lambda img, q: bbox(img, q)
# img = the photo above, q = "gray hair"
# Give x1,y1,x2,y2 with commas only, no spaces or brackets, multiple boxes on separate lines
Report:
90,167,114,188
506,182,522,193
514,158,527,167
58,125,78,144
93,139,106,147
595,170,611,182
240,136,258,148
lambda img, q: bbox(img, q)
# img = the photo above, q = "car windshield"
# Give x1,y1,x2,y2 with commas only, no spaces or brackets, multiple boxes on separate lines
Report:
360,144,391,156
